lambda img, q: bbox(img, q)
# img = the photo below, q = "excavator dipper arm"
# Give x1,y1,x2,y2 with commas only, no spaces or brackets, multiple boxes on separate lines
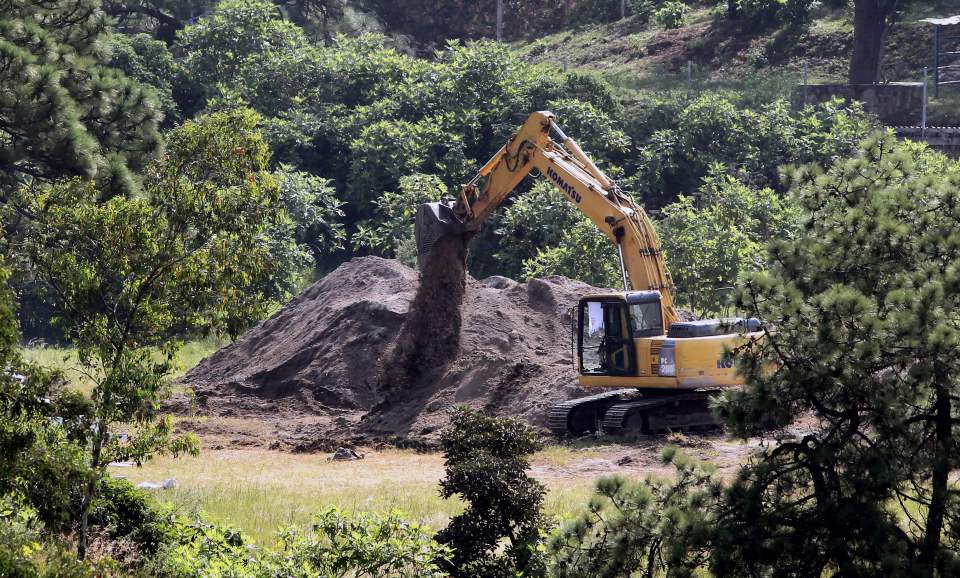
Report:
415,110,680,327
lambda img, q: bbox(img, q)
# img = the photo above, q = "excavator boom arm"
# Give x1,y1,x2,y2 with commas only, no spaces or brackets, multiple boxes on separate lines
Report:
415,111,680,326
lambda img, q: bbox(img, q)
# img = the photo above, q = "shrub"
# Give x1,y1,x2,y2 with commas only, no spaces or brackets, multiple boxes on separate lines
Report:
0,499,99,578
436,407,546,578
152,509,450,578
629,0,657,23
270,507,451,577
87,478,177,557
654,1,687,29
730,0,812,28
149,516,258,578
549,446,720,577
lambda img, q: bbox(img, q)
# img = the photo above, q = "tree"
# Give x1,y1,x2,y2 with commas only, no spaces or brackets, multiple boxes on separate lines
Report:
0,0,162,196
658,167,800,317
632,95,875,207
0,259,88,534
173,0,311,117
354,173,447,265
849,0,902,84
522,219,622,289
436,407,546,578
273,165,346,270
107,32,180,126
714,133,960,576
12,109,285,559
103,0,213,44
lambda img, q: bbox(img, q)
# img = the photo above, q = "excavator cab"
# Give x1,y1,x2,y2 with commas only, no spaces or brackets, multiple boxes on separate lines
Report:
577,292,663,377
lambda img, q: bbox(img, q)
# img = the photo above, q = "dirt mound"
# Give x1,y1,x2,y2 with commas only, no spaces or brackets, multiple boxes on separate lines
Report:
182,256,599,443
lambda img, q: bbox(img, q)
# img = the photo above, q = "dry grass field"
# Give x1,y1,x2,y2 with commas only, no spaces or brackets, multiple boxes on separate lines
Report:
111,448,602,544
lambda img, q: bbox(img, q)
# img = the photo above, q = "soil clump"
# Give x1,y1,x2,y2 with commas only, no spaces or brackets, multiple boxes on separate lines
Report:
179,256,600,446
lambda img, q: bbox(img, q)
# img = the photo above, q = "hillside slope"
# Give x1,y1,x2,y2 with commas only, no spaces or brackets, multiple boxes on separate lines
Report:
511,2,960,123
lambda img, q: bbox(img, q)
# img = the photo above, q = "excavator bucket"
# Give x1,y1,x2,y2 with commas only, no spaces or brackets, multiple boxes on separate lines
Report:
414,202,465,269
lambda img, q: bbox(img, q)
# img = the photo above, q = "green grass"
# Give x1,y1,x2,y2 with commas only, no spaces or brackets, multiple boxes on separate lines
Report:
20,335,227,396
114,449,597,545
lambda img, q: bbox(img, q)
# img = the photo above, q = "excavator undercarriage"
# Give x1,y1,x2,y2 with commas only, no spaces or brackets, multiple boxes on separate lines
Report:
547,389,721,437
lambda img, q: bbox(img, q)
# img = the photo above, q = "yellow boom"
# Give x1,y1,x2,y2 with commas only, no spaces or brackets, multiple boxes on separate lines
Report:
416,110,680,327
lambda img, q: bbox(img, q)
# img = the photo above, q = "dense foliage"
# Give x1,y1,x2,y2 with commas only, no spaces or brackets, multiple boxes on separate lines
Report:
713,133,960,576
6,1,959,576
12,108,289,557
549,446,720,577
0,0,162,196
631,95,876,206
658,166,801,316
437,407,546,578
153,508,450,577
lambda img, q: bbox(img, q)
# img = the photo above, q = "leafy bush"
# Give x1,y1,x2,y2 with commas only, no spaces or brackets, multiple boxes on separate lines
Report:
173,0,311,117
270,507,451,577
549,446,720,577
152,508,450,577
658,166,800,316
494,181,583,278
149,516,257,578
629,0,658,23
87,478,177,557
654,1,687,29
436,407,546,578
0,501,98,578
730,0,812,28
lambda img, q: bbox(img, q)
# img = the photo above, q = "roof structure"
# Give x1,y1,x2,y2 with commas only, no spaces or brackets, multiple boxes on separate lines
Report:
921,16,960,26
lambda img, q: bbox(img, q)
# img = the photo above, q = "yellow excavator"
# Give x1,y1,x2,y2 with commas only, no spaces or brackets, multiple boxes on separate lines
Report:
415,111,763,436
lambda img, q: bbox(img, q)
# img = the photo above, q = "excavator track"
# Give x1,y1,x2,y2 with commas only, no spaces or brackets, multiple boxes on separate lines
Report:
547,389,636,436
602,392,720,436
550,390,721,437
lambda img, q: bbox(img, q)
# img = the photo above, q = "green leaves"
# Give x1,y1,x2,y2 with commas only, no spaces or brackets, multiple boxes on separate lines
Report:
355,173,448,264
12,108,290,556
658,166,801,316
714,133,960,575
436,407,546,578
0,0,162,196
549,447,719,578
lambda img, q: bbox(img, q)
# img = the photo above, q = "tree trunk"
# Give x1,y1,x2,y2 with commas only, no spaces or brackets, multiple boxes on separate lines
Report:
77,427,106,560
919,381,951,576
727,0,739,19
848,0,899,84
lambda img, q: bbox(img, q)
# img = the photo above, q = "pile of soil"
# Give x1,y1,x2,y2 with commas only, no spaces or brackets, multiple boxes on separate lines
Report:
181,256,602,445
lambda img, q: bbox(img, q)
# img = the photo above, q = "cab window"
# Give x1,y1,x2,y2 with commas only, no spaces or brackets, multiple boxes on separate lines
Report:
629,302,663,337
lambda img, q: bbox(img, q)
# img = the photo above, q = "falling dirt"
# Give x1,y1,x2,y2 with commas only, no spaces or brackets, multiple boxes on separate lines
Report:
377,233,468,395
177,256,603,448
